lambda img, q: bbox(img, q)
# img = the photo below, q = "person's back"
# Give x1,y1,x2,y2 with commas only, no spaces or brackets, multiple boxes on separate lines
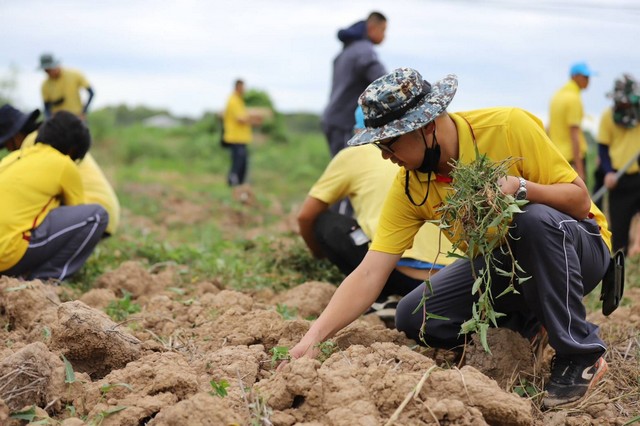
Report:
321,12,387,156
0,111,108,281
21,132,121,235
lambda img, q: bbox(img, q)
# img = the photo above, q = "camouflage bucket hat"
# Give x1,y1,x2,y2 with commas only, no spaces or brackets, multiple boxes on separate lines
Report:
348,67,458,146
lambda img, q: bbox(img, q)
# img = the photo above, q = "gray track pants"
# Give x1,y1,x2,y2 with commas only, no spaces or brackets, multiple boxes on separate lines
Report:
2,204,108,282
396,203,610,358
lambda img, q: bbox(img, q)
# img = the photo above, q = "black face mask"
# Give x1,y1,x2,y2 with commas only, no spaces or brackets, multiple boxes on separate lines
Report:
417,131,441,174
405,126,440,206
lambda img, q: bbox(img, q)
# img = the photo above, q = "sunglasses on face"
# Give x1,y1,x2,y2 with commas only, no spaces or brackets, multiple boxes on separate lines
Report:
373,135,401,153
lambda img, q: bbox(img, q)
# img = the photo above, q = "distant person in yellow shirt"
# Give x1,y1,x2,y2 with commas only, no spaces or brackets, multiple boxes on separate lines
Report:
548,62,593,181
0,104,120,235
39,53,94,120
0,111,108,281
222,79,263,188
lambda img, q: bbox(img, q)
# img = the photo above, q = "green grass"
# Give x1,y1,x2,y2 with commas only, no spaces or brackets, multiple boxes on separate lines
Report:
67,120,341,293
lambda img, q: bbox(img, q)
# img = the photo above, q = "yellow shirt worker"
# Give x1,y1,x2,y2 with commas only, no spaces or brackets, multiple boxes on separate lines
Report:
222,79,255,187
39,53,94,118
597,74,640,253
290,68,611,410
548,62,593,180
22,132,121,235
0,112,107,281
298,144,456,312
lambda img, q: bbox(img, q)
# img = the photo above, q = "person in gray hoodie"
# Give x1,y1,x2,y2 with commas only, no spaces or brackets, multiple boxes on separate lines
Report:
321,11,387,157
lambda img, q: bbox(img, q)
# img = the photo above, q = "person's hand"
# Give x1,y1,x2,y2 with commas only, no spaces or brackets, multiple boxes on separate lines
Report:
276,338,320,372
497,175,519,196
604,172,618,190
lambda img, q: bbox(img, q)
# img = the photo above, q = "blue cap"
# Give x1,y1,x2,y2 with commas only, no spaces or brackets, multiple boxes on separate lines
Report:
570,62,593,77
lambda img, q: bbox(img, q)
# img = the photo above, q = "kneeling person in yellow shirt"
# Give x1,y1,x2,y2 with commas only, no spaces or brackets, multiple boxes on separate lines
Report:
0,104,120,235
0,111,108,281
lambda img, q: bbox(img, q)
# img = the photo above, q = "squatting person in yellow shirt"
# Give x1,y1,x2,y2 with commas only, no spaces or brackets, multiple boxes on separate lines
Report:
0,104,120,235
286,68,612,410
547,62,593,181
597,74,640,254
39,53,94,120
0,111,108,281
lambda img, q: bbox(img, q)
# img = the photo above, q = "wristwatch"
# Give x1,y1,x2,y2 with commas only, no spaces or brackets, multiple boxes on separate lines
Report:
514,177,527,200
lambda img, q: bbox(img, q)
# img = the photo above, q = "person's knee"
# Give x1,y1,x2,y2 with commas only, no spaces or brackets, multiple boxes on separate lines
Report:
395,295,421,340
87,204,109,234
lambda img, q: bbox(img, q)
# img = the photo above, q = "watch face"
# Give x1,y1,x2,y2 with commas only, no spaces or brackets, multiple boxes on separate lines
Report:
516,189,527,200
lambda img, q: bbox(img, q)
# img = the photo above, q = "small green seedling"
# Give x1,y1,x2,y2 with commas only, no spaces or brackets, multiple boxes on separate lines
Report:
275,303,297,320
270,346,291,368
209,379,230,397
315,340,338,363
61,354,76,384
105,290,141,321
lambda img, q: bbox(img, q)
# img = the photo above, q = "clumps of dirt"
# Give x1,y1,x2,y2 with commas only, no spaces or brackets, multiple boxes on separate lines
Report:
94,260,174,302
71,352,199,425
149,392,244,425
2,269,638,425
271,281,336,319
0,342,65,411
0,277,59,341
465,328,535,389
49,301,142,379
259,342,533,425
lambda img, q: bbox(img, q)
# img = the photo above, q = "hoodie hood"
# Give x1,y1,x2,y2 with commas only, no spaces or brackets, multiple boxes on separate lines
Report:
337,20,367,44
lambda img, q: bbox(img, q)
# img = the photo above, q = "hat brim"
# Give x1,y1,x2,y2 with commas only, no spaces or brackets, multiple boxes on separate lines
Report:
0,109,40,147
347,74,458,147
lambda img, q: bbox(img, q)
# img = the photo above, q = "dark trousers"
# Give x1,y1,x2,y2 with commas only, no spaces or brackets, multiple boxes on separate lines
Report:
227,144,248,186
396,204,609,358
2,204,108,282
314,211,423,300
592,165,606,211
609,173,640,252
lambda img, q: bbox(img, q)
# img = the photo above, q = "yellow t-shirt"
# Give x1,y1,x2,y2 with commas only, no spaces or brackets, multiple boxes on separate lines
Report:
223,92,252,144
0,144,84,270
309,145,456,267
371,107,611,257
41,68,91,116
598,108,640,174
548,80,587,162
23,132,121,235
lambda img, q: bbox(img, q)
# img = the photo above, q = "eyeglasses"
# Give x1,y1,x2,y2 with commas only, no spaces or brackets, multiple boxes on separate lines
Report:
373,135,401,153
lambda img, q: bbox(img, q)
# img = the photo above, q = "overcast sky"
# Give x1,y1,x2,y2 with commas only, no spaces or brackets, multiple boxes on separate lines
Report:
2,0,639,131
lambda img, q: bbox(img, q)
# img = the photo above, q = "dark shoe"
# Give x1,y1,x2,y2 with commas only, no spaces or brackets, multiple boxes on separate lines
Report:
542,355,608,410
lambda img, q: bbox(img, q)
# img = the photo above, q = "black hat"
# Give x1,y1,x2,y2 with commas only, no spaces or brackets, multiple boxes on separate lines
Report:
0,104,41,148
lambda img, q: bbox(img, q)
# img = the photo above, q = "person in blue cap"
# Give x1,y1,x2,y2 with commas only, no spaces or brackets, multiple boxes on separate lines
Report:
548,61,594,181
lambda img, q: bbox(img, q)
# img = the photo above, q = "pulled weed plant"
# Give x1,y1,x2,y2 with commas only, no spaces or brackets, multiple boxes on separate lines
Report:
433,149,529,352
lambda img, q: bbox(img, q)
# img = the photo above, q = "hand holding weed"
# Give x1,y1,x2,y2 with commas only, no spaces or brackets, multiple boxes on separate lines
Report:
496,175,520,196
